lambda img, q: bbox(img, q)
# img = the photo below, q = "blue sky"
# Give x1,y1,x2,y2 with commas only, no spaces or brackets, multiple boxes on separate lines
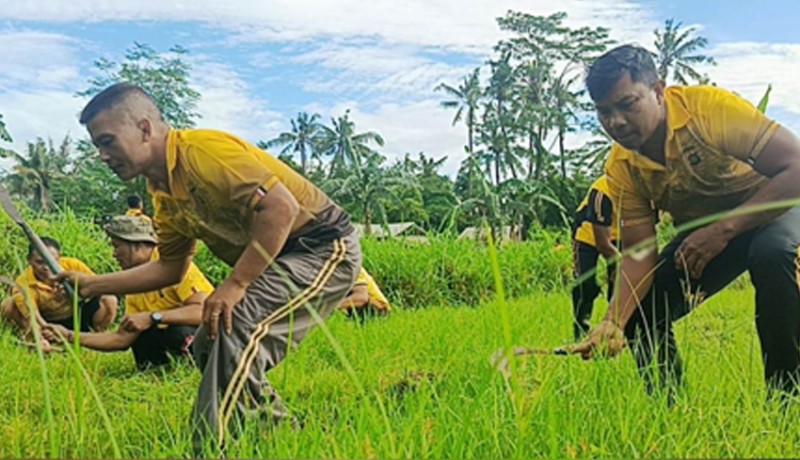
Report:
1,0,798,175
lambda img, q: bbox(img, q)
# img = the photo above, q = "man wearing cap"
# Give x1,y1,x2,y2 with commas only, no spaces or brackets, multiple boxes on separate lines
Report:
46,216,214,369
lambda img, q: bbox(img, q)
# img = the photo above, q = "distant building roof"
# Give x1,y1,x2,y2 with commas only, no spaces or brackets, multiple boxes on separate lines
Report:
458,225,520,242
352,222,427,240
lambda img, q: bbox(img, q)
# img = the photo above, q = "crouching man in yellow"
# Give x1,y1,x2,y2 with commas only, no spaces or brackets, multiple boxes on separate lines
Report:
339,268,391,322
46,216,214,369
1,237,118,352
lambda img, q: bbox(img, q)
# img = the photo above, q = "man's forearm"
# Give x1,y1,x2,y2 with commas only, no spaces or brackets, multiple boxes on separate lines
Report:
84,258,187,297
160,303,203,327
605,253,657,327
597,241,620,260
78,331,137,352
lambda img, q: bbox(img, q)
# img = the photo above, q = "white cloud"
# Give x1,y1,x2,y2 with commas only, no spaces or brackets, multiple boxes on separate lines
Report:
0,0,657,51
708,42,800,130
290,43,473,99
301,99,468,175
0,90,86,172
0,30,82,90
191,59,286,143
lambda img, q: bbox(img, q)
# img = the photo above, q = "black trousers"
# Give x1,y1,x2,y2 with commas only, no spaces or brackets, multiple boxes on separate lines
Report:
572,241,616,340
627,206,800,395
50,297,102,332
131,325,196,370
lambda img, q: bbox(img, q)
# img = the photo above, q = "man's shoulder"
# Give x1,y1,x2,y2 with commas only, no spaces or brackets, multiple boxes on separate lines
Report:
669,85,744,114
61,257,92,272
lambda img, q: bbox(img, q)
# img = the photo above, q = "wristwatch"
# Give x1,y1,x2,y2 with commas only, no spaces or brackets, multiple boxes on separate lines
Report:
150,312,163,326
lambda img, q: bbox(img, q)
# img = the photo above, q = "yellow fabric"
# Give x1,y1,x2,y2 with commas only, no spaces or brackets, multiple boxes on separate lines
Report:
125,251,214,315
574,176,619,246
125,208,153,224
11,257,95,321
605,85,779,228
352,268,391,311
150,129,334,266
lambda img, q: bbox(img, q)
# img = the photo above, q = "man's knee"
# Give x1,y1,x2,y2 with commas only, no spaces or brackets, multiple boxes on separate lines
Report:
0,299,24,329
191,325,212,368
92,301,117,331
748,238,797,281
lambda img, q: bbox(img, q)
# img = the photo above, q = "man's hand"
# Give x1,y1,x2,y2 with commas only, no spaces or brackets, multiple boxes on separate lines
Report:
674,224,731,279
42,323,73,343
570,319,626,359
54,271,96,298
120,312,154,333
203,278,247,341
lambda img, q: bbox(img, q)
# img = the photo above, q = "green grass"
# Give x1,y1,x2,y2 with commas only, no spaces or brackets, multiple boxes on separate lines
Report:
1,286,798,458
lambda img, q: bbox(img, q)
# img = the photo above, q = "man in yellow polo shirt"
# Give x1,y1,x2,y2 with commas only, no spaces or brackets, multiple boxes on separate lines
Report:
0,237,118,351
60,82,360,453
571,176,619,340
125,194,152,223
46,216,214,369
572,45,800,396
339,268,391,322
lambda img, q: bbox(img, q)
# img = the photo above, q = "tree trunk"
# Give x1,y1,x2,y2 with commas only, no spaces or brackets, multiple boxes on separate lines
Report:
559,125,566,178
364,205,373,236
300,144,307,175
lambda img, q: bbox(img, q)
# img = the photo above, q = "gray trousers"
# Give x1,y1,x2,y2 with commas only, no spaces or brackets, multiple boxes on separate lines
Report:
190,233,360,452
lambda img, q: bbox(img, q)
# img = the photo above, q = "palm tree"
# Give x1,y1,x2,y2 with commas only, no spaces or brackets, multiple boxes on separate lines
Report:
323,151,416,235
0,136,71,212
318,110,384,177
435,67,482,155
0,114,12,143
653,18,716,85
259,112,323,175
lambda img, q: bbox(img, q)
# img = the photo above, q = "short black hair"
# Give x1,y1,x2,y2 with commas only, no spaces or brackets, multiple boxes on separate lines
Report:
28,236,61,258
79,82,160,125
586,45,659,101
126,194,143,209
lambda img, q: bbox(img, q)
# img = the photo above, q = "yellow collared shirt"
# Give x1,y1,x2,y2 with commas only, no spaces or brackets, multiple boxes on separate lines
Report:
150,129,336,266
12,257,95,321
574,176,619,246
124,250,214,315
605,85,778,228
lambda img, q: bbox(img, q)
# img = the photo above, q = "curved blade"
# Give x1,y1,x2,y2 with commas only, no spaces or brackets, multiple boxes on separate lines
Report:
0,186,24,224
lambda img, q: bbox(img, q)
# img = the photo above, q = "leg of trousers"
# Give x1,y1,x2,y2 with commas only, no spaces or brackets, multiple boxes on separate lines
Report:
625,207,800,396
572,241,601,340
190,233,361,453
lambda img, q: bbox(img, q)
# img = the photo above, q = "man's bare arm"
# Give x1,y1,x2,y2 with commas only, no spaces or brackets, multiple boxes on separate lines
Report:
592,225,619,260
58,256,191,298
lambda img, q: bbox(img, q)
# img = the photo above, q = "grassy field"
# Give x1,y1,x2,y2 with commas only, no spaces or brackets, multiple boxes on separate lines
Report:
1,285,798,458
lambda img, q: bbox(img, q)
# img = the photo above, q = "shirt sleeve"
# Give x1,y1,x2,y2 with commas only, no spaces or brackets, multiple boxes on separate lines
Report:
585,189,613,227
155,217,196,262
65,258,96,276
697,88,780,163
11,272,36,316
604,148,655,228
174,263,215,303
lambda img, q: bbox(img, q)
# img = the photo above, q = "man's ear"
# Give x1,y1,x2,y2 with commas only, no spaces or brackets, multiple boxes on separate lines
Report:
654,79,666,104
138,118,153,142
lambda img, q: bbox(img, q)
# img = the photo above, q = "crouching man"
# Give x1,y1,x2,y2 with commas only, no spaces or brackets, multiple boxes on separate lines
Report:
46,216,214,369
